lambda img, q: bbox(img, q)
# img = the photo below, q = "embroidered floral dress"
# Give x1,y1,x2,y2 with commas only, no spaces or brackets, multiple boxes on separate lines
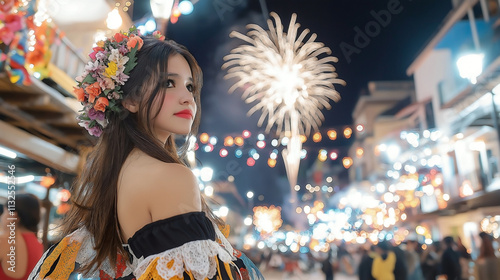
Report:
28,212,263,280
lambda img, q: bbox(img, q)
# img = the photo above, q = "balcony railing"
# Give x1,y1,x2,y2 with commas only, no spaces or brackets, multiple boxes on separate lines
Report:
52,36,86,81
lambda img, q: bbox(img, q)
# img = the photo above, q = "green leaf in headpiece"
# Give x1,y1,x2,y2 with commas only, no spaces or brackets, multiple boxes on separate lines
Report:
82,75,96,84
124,45,139,74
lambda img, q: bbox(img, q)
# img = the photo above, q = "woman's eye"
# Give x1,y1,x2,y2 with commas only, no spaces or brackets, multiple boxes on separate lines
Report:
186,84,194,92
163,79,174,88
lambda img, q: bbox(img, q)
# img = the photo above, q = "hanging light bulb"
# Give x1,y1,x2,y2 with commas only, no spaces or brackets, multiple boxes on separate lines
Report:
106,8,123,30
150,0,175,19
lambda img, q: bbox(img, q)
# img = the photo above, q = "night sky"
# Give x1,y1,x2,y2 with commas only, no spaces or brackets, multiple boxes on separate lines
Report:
131,0,452,212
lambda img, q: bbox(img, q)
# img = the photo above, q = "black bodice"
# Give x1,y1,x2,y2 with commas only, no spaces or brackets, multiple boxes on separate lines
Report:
127,211,216,259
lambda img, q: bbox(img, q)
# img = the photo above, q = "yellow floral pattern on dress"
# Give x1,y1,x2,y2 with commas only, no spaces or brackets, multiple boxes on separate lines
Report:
167,259,175,269
218,224,230,238
137,255,237,280
39,236,82,279
138,257,163,280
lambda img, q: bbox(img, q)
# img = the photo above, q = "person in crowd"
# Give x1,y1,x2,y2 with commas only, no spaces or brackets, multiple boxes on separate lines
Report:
455,237,471,280
282,253,302,279
440,236,461,280
358,245,376,280
0,193,44,280
28,27,263,280
405,240,424,280
391,241,409,280
372,241,396,280
420,242,440,280
477,232,499,280
337,242,354,275
321,248,335,280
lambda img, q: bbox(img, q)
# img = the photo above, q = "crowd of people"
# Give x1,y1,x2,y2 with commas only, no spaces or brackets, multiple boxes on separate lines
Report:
253,233,500,280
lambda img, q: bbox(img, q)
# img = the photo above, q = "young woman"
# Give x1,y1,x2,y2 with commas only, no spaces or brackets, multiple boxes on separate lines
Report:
0,193,44,280
28,27,263,280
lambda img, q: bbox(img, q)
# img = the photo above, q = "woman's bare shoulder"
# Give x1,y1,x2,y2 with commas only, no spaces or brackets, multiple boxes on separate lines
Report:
120,150,202,222
144,162,202,221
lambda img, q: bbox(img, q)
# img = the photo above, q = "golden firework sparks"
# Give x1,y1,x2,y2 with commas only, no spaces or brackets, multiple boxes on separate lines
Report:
222,12,345,137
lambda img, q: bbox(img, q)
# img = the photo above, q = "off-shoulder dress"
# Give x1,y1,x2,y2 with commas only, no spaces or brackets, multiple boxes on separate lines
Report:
28,212,263,280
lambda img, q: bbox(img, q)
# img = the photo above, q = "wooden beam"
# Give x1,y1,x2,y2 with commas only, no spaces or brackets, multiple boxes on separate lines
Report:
0,97,79,149
0,120,80,174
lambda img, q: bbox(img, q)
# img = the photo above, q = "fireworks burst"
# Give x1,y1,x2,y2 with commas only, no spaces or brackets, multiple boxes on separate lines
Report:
222,12,345,137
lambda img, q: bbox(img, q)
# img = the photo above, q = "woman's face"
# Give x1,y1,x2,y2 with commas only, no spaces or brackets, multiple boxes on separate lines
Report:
151,54,197,143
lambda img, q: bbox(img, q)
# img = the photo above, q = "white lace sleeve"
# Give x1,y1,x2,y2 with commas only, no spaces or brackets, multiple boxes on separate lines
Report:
74,227,137,278
134,239,233,280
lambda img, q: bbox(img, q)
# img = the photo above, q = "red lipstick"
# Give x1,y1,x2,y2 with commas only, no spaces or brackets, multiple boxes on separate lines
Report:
174,109,193,119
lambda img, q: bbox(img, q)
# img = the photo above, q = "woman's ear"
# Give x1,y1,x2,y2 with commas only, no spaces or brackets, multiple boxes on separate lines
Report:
122,99,139,113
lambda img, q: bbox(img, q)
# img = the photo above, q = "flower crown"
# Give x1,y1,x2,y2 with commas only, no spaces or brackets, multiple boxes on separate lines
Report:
75,27,166,137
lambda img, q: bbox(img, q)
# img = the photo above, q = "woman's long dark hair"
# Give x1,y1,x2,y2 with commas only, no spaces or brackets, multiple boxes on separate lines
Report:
62,36,223,273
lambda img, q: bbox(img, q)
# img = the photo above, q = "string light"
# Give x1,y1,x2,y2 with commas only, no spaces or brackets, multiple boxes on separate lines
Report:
197,128,357,165
247,158,256,166
223,136,234,146
329,152,338,160
203,144,214,152
356,147,364,158
268,158,277,168
312,132,322,142
234,136,244,146
219,149,228,157
235,149,243,158
327,130,337,140
342,157,353,169
257,140,266,149
200,133,209,144
343,127,352,139
318,149,328,162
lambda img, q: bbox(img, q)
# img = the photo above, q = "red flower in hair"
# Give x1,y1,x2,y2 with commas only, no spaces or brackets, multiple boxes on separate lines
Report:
89,46,104,61
86,82,102,103
94,97,109,112
74,87,85,102
114,32,128,43
127,35,143,50
152,30,165,41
